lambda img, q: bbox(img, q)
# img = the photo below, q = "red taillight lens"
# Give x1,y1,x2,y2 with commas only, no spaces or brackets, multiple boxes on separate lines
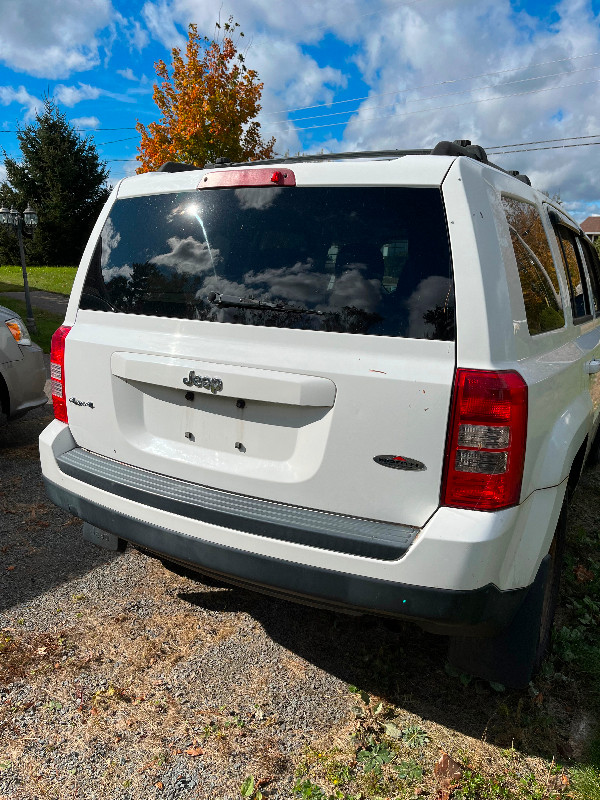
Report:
50,325,71,423
442,369,528,511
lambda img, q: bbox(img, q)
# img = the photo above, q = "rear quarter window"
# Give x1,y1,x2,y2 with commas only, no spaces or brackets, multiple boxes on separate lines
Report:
501,197,565,335
80,186,454,340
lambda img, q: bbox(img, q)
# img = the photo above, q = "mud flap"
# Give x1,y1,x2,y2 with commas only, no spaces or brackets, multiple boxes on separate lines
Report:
447,555,550,688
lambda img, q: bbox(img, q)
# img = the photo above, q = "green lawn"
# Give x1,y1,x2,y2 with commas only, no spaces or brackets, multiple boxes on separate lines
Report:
0,265,77,296
0,294,64,353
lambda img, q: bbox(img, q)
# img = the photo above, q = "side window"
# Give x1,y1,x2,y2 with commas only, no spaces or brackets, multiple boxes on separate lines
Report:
501,197,564,335
556,226,592,321
578,236,600,316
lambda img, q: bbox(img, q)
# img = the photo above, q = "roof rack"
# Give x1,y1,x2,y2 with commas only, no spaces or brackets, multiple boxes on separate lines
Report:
431,140,531,185
156,139,531,185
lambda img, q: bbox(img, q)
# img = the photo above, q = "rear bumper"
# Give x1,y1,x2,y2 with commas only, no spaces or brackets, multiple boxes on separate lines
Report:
44,475,527,635
39,417,550,635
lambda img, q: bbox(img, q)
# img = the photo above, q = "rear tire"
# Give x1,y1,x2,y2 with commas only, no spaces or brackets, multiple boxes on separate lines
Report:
447,495,567,688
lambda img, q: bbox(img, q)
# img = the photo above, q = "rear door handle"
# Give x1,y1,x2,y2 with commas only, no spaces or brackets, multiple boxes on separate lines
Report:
585,359,600,374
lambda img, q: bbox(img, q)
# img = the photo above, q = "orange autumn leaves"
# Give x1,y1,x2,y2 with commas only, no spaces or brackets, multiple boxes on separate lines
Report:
136,19,275,172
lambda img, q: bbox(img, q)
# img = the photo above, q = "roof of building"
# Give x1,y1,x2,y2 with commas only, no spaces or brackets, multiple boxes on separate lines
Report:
581,216,600,234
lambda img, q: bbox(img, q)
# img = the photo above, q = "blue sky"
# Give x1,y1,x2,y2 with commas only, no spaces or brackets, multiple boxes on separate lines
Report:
0,0,599,221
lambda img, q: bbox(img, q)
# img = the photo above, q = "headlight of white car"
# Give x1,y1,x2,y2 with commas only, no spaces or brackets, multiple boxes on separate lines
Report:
5,318,32,346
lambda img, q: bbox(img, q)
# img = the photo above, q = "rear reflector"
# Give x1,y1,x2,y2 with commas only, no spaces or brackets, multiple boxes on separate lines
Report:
50,325,71,423
442,369,528,510
199,167,296,189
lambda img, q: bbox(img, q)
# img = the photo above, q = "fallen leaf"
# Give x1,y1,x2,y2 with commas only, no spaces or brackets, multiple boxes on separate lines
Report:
184,747,203,757
6,566,14,572
384,722,403,739
155,782,164,790
574,564,594,583
434,753,463,782
36,647,47,656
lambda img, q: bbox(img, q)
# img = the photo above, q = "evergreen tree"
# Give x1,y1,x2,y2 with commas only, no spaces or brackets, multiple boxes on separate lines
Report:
0,98,110,265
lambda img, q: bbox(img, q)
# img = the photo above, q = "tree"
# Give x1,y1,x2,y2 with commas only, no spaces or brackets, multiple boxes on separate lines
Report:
0,99,110,266
136,19,275,172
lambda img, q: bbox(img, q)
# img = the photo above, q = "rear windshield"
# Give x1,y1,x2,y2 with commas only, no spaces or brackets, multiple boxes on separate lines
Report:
81,187,454,340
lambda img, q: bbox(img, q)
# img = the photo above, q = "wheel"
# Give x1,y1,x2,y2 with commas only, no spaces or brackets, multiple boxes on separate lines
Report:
585,428,600,469
447,495,567,688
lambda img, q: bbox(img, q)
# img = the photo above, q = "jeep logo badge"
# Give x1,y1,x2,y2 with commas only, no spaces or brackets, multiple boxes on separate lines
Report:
183,370,224,394
374,454,426,471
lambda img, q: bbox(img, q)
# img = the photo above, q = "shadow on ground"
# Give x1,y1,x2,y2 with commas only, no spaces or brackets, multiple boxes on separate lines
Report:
177,580,536,752
0,403,118,612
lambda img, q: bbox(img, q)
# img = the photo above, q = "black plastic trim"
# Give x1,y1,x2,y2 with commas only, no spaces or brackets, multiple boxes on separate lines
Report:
55,448,418,561
44,478,528,635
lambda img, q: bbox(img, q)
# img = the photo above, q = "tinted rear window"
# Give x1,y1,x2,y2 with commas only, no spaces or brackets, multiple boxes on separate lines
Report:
81,187,454,340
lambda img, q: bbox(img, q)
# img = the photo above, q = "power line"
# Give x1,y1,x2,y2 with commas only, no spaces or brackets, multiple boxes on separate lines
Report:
262,76,600,133
489,141,600,154
261,49,600,118
2,51,600,136
96,136,139,146
486,134,600,149
264,62,600,128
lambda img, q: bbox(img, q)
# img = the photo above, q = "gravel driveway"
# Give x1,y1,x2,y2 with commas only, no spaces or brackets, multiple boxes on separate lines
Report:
0,383,593,799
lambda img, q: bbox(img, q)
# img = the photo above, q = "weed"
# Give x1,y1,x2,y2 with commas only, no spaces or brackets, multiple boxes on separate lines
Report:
570,764,600,800
293,779,346,799
394,758,423,783
453,769,511,799
356,738,394,774
240,775,263,799
400,725,429,749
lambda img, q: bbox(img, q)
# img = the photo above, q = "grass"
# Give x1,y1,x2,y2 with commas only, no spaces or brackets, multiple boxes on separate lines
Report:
0,294,63,352
0,265,77,296
286,465,600,800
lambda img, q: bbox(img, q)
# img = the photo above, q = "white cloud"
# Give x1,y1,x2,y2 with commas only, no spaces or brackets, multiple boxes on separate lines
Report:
141,0,187,51
327,0,600,213
125,19,150,52
0,0,113,79
0,86,41,121
0,164,7,184
71,116,101,129
117,68,139,82
54,84,102,107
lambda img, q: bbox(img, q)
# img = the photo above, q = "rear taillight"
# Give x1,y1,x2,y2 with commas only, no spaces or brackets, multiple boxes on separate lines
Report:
442,368,528,511
50,325,71,423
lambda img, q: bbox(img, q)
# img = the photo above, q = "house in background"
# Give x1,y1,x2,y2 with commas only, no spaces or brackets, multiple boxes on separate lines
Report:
581,216,600,243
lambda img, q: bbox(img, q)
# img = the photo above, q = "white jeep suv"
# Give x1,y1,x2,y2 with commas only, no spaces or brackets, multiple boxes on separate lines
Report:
39,140,600,687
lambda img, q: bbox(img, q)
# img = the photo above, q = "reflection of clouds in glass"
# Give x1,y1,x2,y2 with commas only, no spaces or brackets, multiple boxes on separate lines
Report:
406,275,452,338
322,269,383,313
245,260,328,304
101,218,121,268
103,263,132,281
153,236,220,274
196,276,258,299
234,187,282,211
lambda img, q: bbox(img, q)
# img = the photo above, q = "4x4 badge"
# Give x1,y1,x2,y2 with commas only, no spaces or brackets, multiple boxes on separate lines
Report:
374,455,426,471
183,371,224,394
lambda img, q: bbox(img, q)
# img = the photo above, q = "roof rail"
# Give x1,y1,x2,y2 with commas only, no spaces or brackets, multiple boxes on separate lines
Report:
157,161,198,173
431,139,531,185
154,139,531,185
